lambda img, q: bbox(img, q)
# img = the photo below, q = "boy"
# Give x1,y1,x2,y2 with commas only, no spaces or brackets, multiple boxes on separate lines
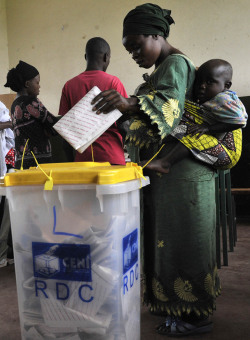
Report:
142,59,248,173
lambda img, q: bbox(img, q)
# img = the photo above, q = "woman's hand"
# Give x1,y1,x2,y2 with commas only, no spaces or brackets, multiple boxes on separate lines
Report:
91,90,139,114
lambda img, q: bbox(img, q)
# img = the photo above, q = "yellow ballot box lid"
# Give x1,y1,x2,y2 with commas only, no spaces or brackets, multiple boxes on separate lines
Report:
2,162,145,188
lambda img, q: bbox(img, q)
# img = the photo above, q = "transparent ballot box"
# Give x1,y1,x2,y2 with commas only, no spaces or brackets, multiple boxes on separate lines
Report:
1,162,149,340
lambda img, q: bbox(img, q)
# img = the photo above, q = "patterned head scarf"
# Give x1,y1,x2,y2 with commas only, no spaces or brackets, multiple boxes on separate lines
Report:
4,60,39,92
123,3,174,38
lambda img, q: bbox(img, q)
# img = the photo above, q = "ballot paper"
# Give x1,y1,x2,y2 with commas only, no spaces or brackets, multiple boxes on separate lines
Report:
53,86,122,153
40,294,112,330
66,263,119,316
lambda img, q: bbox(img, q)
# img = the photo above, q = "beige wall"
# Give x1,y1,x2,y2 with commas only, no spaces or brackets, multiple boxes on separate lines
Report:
0,0,9,94
3,0,250,114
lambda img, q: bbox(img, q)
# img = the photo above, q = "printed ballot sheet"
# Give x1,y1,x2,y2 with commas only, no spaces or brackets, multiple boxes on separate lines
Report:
53,86,122,153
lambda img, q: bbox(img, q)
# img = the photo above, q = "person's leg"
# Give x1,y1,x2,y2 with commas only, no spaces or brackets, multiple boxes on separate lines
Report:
140,142,189,174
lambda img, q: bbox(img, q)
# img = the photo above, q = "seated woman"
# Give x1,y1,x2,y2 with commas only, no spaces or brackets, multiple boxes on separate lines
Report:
4,60,58,169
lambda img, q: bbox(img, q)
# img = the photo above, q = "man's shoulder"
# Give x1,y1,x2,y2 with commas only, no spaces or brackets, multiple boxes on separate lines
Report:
102,72,119,79
64,71,121,85
64,72,86,85
86,70,122,82
61,70,126,97
107,74,123,83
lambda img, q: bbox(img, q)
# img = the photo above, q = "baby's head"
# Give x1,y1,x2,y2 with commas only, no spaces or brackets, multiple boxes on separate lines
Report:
194,59,233,104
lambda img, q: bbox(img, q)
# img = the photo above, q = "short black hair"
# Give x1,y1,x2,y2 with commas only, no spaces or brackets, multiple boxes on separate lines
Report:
85,37,110,58
201,59,233,82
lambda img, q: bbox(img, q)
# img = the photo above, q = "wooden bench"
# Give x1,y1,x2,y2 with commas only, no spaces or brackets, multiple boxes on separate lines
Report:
231,188,250,195
0,93,16,112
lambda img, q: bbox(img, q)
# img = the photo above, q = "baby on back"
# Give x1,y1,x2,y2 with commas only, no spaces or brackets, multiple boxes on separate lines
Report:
142,58,247,173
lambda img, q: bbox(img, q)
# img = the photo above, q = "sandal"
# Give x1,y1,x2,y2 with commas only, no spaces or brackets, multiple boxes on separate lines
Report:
156,317,213,337
156,316,172,334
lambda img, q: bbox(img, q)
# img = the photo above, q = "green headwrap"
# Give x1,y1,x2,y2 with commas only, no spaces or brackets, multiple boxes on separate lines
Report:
123,3,174,38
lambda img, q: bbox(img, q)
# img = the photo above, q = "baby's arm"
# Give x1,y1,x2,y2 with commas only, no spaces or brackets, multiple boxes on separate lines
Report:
206,122,244,133
188,121,244,138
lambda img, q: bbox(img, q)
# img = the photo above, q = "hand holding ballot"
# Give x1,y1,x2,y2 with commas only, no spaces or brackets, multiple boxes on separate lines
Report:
92,89,139,115
54,86,122,154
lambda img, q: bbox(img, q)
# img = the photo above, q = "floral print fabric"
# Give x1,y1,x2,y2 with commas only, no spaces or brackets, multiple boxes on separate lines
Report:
11,95,57,169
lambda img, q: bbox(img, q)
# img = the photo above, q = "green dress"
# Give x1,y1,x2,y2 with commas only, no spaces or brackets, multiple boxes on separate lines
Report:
126,54,221,318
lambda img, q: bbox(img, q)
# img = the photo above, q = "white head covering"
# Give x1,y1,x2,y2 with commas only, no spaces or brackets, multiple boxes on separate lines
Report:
0,101,15,176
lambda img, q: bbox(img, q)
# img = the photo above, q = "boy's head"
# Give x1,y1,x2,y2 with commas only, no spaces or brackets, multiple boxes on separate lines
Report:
85,37,111,71
194,59,233,104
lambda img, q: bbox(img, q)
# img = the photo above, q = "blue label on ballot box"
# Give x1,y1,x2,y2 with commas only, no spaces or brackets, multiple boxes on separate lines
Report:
123,229,138,275
32,242,92,282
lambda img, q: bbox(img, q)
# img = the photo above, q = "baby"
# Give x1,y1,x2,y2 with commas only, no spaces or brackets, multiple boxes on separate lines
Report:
142,59,248,173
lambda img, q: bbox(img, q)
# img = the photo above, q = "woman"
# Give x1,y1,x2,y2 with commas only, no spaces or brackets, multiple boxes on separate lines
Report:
92,3,219,337
4,60,58,169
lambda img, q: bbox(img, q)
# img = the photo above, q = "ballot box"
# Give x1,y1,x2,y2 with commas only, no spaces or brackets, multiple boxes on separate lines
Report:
1,162,149,340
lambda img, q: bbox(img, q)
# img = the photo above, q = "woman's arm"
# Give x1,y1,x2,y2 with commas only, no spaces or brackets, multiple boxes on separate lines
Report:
91,90,139,115
92,55,195,140
133,55,194,140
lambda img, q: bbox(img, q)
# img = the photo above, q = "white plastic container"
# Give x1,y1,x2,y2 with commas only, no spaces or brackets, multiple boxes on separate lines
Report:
2,162,149,340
